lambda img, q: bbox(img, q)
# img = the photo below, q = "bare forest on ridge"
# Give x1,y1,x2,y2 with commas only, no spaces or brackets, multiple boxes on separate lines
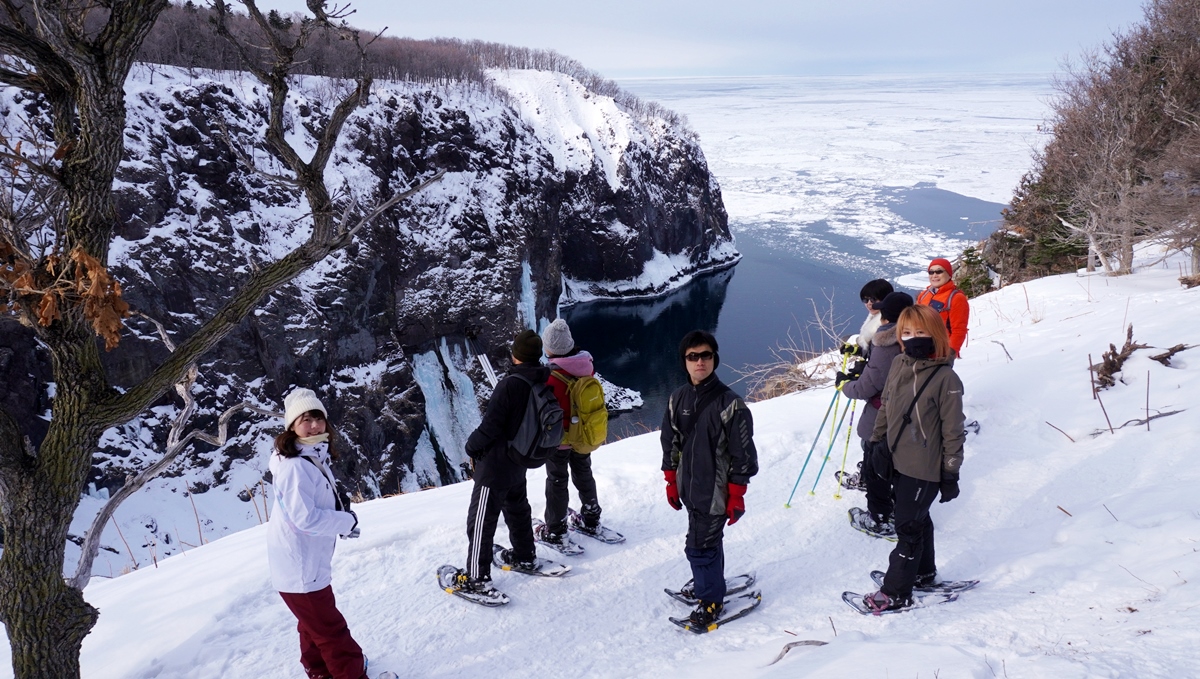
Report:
969,0,1200,293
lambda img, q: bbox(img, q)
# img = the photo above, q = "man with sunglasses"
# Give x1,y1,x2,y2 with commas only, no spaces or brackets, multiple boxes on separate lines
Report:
661,330,759,627
916,258,971,359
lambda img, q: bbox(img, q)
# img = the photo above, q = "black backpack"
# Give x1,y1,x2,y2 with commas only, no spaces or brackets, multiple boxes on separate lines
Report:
506,373,564,469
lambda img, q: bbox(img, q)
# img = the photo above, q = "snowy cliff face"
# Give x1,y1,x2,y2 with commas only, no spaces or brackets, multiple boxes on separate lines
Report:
0,63,732,565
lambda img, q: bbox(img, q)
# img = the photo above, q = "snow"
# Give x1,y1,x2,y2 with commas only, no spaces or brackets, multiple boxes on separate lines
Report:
5,244,1197,678
562,240,740,304
489,69,637,191
621,74,1053,273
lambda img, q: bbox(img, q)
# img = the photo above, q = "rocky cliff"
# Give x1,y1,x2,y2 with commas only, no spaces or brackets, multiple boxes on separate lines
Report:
0,64,733,566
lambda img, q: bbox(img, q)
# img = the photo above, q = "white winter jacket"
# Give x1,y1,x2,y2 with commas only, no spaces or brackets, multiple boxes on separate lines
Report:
267,441,357,593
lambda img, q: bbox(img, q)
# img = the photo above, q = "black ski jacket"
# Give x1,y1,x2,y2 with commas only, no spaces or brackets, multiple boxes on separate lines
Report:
466,363,551,488
660,373,758,516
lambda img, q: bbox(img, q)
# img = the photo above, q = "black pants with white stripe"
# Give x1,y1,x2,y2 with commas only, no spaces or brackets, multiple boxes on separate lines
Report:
465,479,536,581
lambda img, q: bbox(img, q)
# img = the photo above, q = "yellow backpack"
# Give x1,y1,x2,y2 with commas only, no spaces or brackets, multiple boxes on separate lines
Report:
552,370,608,454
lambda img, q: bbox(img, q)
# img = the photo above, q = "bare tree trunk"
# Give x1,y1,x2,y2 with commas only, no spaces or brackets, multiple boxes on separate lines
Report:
0,377,101,679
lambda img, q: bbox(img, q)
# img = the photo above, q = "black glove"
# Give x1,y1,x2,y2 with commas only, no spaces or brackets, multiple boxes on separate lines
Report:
938,472,960,503
848,361,866,379
869,439,893,480
840,342,862,357
835,371,854,388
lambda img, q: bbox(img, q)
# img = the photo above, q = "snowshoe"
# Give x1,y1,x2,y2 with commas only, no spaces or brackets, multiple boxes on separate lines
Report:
870,569,979,594
436,565,509,607
364,657,398,679
834,470,866,492
841,589,957,616
533,519,585,556
964,419,980,436
567,507,625,544
669,590,762,634
664,572,757,605
492,544,571,577
848,507,897,542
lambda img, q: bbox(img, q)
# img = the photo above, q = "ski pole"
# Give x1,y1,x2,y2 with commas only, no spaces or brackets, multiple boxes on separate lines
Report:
832,398,859,500
825,353,849,449
808,397,850,496
784,388,840,508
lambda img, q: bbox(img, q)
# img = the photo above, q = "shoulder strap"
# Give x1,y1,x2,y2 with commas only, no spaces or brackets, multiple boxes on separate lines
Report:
945,288,961,311
889,364,945,451
301,455,346,512
550,369,577,385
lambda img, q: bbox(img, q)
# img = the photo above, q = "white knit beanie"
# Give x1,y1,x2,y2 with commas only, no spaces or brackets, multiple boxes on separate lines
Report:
541,318,574,357
283,388,326,430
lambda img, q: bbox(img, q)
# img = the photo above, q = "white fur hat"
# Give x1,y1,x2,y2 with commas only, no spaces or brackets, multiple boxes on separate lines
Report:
541,318,575,357
283,388,326,430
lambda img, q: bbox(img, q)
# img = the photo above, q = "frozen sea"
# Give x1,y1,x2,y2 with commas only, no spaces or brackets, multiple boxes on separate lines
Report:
568,73,1056,435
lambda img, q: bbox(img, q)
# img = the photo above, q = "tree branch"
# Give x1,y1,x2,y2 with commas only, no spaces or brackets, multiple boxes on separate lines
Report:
96,170,443,428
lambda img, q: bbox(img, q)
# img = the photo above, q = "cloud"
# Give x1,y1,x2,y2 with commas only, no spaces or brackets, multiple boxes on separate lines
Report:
262,0,1146,76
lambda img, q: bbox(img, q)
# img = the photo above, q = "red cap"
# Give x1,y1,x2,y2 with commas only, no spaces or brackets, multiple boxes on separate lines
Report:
928,258,953,276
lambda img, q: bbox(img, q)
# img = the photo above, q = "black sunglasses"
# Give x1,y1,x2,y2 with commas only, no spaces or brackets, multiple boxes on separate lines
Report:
685,351,715,362
928,269,947,276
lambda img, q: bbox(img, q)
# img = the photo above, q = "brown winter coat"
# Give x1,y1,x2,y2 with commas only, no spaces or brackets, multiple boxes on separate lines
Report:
870,354,965,482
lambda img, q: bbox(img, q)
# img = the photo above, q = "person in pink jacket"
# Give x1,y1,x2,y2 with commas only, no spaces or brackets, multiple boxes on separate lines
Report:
537,319,604,545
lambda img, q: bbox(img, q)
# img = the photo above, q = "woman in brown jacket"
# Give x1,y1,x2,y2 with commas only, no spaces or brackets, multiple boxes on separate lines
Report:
863,304,966,613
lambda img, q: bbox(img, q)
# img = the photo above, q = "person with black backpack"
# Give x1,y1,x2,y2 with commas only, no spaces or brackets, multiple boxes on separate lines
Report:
859,304,966,614
661,330,759,627
449,329,560,600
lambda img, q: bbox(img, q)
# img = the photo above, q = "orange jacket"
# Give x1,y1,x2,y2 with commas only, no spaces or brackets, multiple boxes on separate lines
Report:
916,281,970,356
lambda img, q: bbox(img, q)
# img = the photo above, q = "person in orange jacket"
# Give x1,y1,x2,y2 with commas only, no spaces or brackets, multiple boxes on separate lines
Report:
916,258,970,358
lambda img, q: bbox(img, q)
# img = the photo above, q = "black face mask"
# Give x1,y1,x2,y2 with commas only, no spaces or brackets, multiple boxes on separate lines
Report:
902,336,936,360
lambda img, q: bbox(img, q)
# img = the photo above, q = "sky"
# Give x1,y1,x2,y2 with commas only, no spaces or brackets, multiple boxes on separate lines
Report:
265,0,1148,78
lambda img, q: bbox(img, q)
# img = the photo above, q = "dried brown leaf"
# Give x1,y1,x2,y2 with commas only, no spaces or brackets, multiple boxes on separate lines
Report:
36,292,59,326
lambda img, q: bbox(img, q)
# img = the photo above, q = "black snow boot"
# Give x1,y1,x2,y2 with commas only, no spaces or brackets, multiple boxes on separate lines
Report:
688,600,724,626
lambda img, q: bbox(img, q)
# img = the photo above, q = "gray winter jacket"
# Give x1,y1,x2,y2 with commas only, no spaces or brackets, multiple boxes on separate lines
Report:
870,354,965,482
840,322,902,441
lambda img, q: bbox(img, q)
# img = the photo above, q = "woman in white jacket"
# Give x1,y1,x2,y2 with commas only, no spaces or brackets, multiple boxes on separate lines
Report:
269,388,380,679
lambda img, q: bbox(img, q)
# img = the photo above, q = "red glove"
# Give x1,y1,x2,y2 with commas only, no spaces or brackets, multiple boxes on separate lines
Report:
726,483,747,525
664,470,682,510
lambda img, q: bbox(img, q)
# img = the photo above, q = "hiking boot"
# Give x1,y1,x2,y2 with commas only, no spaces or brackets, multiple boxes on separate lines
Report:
580,504,602,529
538,528,568,546
863,590,913,615
453,569,497,594
835,470,866,491
866,513,896,538
914,571,938,588
498,548,537,571
687,600,724,626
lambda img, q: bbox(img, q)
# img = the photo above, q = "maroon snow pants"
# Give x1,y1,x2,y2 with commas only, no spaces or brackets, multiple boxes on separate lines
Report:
278,586,368,679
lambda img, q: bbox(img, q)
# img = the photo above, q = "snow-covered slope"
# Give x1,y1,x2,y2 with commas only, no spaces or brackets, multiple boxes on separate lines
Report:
4,247,1196,678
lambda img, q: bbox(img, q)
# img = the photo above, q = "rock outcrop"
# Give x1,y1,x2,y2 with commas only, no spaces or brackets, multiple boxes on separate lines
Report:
0,65,733,560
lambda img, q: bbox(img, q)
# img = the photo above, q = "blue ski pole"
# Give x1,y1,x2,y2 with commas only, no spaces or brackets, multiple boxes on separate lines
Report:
784,388,840,507
809,398,851,495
